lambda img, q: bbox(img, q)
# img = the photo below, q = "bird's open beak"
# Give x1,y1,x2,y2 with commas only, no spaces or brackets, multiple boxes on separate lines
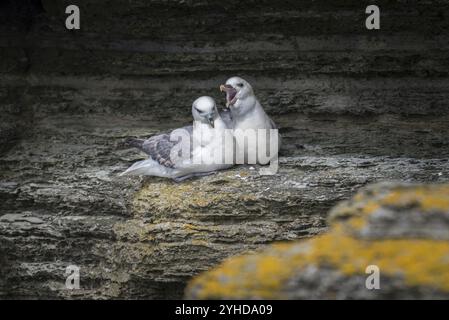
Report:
220,84,238,108
207,113,215,128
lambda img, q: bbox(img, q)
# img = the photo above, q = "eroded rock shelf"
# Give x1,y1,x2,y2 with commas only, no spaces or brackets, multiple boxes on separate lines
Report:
1,0,449,299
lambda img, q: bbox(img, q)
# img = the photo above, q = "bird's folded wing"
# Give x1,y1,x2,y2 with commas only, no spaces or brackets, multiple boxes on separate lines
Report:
140,125,193,168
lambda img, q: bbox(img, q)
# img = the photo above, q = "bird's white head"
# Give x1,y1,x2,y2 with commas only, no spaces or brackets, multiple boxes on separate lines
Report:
192,96,218,128
219,76,256,115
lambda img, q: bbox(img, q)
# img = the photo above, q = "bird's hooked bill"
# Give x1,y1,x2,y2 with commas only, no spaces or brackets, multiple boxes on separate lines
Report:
219,84,232,92
207,113,215,128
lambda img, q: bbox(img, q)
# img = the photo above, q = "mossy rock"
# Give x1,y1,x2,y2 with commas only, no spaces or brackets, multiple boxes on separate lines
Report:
186,183,449,299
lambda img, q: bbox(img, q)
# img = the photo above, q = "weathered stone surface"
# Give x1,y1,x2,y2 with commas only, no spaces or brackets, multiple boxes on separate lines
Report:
186,183,449,299
3,0,449,116
1,0,449,299
1,112,449,299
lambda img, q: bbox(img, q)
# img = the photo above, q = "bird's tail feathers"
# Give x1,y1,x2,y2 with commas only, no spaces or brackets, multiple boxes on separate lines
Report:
119,158,171,177
120,159,153,176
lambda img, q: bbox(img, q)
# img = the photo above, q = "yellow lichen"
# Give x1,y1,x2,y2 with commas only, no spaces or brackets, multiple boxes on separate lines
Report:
383,186,449,212
186,183,449,299
362,201,381,214
329,184,449,233
132,175,257,216
188,228,449,299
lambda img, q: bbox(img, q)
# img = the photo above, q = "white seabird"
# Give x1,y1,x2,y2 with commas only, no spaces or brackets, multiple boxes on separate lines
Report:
121,96,234,182
220,76,281,165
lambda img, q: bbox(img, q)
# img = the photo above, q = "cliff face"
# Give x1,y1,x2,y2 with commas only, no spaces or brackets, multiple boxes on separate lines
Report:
1,1,449,299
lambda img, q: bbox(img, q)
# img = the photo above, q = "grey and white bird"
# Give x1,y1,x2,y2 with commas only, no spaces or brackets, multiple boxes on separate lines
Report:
220,76,281,165
121,96,234,182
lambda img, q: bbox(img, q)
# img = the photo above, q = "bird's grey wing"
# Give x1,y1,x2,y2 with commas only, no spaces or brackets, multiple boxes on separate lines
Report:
219,108,233,128
140,125,193,168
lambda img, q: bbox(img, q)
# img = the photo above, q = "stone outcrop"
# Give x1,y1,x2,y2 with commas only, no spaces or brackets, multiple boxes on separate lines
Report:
186,183,449,299
1,1,449,299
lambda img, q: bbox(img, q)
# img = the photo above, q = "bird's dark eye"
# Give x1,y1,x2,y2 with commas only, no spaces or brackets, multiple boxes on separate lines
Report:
194,107,203,114
237,83,244,87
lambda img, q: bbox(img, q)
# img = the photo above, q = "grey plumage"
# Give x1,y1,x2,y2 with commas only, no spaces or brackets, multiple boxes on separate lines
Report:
121,96,234,181
124,125,193,169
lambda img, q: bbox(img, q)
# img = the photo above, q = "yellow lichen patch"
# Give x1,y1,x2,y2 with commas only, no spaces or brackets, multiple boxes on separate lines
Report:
362,201,381,215
310,232,449,291
329,184,449,231
382,186,449,212
113,219,219,243
186,184,449,299
132,175,258,216
187,228,449,299
328,197,384,225
345,216,366,230
253,256,288,289
189,251,298,299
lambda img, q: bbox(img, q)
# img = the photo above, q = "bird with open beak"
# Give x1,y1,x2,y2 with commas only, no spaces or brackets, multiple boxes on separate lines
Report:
220,76,281,165
220,77,254,111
